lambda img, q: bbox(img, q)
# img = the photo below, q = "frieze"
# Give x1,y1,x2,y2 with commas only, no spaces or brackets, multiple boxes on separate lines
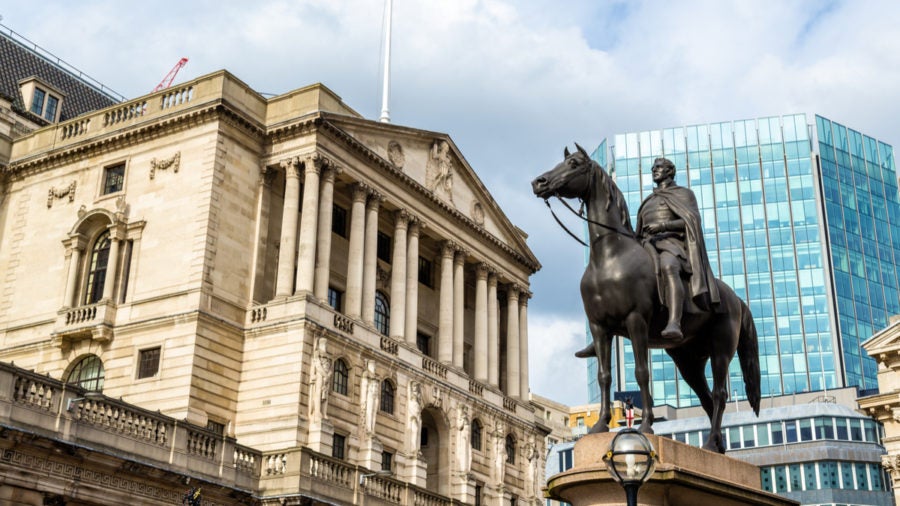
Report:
47,181,76,208
149,152,181,179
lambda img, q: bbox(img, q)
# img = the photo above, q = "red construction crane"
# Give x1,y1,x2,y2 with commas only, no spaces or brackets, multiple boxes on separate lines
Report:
152,57,189,92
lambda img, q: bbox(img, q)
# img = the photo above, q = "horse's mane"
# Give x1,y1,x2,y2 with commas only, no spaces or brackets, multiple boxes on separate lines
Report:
589,158,634,232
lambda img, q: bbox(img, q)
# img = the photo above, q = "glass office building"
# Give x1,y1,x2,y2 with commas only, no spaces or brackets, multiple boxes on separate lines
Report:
587,114,899,407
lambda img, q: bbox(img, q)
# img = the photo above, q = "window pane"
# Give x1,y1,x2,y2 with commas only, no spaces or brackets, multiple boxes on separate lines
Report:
66,355,105,392
374,291,390,335
31,88,46,115
103,164,125,194
44,95,59,121
85,231,111,304
137,347,161,379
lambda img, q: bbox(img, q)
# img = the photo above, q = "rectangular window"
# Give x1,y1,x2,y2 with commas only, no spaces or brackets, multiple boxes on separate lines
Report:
31,87,46,115
420,427,429,447
44,95,59,121
137,347,161,379
416,332,431,357
381,451,393,472
333,434,346,460
103,163,125,194
332,204,347,237
377,232,392,263
206,420,225,436
327,287,343,312
418,256,434,287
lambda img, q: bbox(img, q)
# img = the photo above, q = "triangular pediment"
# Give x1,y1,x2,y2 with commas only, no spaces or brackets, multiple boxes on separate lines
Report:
321,114,539,272
862,316,900,355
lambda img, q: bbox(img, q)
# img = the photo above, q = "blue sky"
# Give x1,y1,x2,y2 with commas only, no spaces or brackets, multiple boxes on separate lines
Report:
4,0,900,405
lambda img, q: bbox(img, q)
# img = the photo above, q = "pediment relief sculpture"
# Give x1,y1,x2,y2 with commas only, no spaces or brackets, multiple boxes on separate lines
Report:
387,140,405,170
426,139,454,205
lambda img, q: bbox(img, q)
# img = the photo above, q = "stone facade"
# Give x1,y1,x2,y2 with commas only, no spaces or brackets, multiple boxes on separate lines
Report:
0,68,547,505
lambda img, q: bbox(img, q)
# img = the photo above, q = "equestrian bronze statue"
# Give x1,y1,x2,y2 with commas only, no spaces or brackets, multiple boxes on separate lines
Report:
531,144,760,453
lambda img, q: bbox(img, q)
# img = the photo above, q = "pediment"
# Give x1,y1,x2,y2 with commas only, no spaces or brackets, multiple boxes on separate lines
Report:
322,115,539,272
862,317,900,358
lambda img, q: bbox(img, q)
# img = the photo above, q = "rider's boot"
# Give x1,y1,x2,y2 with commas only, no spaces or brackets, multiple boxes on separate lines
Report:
574,343,595,358
661,273,684,340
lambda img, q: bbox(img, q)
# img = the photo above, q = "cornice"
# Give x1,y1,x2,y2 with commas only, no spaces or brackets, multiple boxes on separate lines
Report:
318,119,541,274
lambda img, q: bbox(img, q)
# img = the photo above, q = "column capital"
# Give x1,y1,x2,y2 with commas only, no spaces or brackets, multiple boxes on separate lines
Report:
260,164,278,187
63,233,88,251
454,249,467,265
394,209,411,228
476,263,489,279
321,163,341,182
519,290,531,304
441,240,459,257
352,182,370,202
366,191,384,210
107,222,127,241
506,283,522,299
280,156,301,178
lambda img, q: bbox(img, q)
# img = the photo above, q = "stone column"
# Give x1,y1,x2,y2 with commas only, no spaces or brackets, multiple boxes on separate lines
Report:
313,164,338,300
295,155,321,294
404,220,421,345
519,291,530,400
101,225,123,301
63,234,87,307
474,264,489,382
452,250,466,369
361,192,381,324
389,210,409,339
487,272,499,387
345,183,368,319
438,241,456,364
252,165,275,303
505,284,521,398
275,158,301,297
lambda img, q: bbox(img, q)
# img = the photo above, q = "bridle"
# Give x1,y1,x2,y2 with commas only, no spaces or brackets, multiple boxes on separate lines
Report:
542,165,635,247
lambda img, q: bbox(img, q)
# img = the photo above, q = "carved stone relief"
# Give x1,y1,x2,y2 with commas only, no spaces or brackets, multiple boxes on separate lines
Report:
387,140,405,170
426,139,454,204
149,152,181,179
471,201,485,226
47,181,76,208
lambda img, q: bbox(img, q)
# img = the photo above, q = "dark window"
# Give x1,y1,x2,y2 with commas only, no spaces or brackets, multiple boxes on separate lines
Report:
505,435,516,464
421,427,429,447
471,419,482,450
137,347,161,379
509,496,517,506
327,287,343,312
374,291,390,335
206,420,225,436
332,205,347,237
381,451,393,472
416,333,431,356
474,484,482,506
103,163,125,194
84,231,111,304
418,256,433,287
119,241,133,303
44,95,59,121
332,434,346,460
332,359,349,395
66,355,105,392
380,380,395,414
31,88,46,115
377,232,392,263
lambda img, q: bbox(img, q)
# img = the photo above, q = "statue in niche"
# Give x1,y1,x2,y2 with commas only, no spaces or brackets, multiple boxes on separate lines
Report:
471,201,485,226
360,359,380,436
427,139,455,203
407,381,424,454
491,420,507,486
308,337,333,422
388,140,405,169
454,404,471,473
524,434,540,499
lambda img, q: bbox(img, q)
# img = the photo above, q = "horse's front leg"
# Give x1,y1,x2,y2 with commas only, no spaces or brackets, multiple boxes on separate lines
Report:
587,322,612,433
625,313,654,433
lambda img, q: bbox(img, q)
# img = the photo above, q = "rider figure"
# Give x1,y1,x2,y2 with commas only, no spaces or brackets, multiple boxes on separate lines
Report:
636,157,719,339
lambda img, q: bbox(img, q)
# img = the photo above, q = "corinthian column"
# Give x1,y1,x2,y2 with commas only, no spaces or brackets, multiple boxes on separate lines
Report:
505,284,521,398
313,164,338,300
453,250,466,368
345,183,368,318
101,225,124,301
63,234,87,307
487,272,499,387
361,192,381,324
519,291,530,399
438,241,456,364
389,210,409,339
404,220,421,345
295,155,321,294
275,157,301,297
474,264,489,382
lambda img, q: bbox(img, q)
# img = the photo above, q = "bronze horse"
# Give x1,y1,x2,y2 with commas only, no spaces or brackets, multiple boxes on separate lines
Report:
531,144,760,453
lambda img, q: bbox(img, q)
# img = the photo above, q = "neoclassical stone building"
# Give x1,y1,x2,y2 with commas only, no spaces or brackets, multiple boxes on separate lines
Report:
0,33,546,505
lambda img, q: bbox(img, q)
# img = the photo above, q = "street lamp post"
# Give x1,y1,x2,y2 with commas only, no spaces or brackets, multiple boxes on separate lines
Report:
602,429,657,506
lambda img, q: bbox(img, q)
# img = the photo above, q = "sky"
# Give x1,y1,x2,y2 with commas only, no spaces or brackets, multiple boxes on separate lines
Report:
5,0,900,406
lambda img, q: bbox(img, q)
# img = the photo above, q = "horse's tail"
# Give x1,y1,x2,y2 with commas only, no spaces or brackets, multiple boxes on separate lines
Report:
737,301,761,416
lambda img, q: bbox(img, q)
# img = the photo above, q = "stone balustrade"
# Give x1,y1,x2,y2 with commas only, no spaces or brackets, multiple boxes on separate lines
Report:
52,300,116,344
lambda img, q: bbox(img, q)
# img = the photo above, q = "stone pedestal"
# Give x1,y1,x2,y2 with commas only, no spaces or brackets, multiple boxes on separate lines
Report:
546,433,797,506
485,486,508,506
306,419,334,456
452,472,475,504
398,452,427,488
360,437,384,471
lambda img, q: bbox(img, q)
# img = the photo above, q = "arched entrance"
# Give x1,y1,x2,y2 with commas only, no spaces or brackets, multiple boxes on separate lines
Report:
420,407,450,496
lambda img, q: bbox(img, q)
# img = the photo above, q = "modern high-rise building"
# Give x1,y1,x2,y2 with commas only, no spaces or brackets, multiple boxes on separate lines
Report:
587,114,898,408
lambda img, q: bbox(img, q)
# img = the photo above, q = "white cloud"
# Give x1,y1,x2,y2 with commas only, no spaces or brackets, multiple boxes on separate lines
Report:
527,312,588,406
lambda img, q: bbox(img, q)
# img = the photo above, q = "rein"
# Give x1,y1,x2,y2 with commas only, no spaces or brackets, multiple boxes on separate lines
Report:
544,197,635,247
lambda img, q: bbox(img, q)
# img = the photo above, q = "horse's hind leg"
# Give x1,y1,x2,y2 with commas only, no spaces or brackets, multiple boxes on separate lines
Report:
625,313,654,434
709,350,732,453
668,348,716,450
588,322,613,433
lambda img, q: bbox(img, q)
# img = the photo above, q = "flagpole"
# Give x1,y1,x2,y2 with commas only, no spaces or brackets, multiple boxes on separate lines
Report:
379,0,393,123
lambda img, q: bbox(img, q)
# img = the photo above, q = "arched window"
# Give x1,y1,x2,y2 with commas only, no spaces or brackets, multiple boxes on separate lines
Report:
84,230,111,304
505,434,516,464
66,355,105,392
471,419,482,450
380,380,395,414
374,291,390,335
332,359,349,396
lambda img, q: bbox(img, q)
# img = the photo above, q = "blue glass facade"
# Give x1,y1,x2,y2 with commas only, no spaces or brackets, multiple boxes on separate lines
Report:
587,114,899,407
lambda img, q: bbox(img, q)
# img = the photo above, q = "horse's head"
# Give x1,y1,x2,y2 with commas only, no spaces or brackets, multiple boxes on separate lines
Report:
531,143,595,201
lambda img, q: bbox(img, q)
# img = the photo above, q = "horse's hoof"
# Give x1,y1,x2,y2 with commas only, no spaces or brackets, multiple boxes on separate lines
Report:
639,425,654,435
574,344,594,358
589,423,610,434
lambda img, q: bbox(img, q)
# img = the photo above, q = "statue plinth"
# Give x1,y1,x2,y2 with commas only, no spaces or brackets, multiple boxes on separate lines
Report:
546,433,797,506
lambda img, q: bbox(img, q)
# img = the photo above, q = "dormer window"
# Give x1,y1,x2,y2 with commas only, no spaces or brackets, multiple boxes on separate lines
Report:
19,77,65,123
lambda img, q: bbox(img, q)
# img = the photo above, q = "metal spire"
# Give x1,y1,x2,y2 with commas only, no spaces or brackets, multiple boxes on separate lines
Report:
379,0,393,123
